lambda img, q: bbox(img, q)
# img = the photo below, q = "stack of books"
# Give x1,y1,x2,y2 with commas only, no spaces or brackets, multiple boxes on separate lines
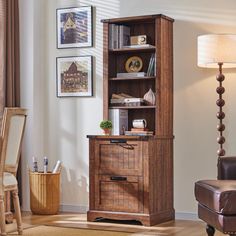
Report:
125,128,153,136
109,24,130,49
116,72,146,78
109,109,128,135
110,93,146,106
110,98,145,106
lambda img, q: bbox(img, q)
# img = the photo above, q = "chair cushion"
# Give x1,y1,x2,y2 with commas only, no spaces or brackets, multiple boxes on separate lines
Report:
3,172,17,187
195,180,236,215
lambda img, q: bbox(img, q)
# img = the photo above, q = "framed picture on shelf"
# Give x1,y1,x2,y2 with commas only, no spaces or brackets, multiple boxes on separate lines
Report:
57,6,93,48
56,56,93,97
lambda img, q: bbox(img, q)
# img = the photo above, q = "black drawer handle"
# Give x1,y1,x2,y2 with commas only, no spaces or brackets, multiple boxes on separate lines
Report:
110,139,127,143
110,139,134,150
110,176,127,181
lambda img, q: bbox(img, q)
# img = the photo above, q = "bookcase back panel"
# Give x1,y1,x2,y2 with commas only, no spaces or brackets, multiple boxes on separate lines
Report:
130,23,156,46
108,54,117,78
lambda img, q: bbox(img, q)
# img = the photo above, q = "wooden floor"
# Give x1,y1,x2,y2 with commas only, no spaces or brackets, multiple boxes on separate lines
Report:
7,212,225,236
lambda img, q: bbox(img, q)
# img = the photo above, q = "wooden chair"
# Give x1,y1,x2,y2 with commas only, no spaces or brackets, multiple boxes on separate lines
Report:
0,108,27,235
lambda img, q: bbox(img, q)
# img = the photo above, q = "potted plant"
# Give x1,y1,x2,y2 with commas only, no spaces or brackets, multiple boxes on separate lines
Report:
100,120,112,135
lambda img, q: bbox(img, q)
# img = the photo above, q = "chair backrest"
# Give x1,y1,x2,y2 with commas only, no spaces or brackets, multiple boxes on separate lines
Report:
0,108,27,176
218,156,236,180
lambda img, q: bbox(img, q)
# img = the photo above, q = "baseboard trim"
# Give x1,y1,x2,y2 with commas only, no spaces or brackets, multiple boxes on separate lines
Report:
175,212,199,221
60,204,88,213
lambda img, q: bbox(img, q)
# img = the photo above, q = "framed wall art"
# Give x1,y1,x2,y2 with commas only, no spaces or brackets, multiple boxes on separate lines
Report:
56,56,93,97
57,6,93,48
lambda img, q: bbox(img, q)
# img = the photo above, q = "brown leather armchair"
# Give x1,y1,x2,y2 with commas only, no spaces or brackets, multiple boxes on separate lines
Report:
195,157,236,236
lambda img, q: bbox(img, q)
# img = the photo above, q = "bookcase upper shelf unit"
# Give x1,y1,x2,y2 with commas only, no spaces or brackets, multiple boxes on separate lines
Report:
102,14,174,137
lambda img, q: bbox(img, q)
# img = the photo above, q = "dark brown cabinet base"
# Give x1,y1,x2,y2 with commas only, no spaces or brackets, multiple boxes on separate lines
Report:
87,136,174,226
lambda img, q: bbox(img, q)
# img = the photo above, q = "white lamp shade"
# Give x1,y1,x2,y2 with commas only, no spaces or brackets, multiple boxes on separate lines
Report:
198,34,236,68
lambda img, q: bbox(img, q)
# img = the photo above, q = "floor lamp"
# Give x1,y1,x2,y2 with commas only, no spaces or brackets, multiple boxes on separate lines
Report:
198,34,236,157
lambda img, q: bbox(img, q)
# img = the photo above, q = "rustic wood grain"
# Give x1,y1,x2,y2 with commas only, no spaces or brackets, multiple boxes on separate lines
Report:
88,14,174,226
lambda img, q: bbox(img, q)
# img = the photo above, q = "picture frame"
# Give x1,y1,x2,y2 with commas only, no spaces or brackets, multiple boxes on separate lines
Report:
56,6,93,48
56,56,93,97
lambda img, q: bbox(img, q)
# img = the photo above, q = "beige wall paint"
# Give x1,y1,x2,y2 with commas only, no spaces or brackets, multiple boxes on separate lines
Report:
20,0,236,216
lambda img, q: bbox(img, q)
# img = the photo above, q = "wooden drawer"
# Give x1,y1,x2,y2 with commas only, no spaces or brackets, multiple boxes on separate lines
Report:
95,175,143,213
95,140,143,176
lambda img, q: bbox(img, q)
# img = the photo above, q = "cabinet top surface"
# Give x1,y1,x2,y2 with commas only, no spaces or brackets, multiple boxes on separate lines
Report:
101,14,174,23
87,135,174,140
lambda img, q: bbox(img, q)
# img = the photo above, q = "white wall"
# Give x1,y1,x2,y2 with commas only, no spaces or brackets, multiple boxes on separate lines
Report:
20,0,236,217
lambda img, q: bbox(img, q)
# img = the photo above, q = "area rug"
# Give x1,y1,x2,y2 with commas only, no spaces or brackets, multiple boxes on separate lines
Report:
8,225,142,236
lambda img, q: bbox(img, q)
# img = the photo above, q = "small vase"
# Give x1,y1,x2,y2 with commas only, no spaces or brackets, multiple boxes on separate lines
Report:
102,128,111,135
143,88,155,105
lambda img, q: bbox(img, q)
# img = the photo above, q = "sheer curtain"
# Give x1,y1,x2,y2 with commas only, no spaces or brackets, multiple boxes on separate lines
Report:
0,0,20,121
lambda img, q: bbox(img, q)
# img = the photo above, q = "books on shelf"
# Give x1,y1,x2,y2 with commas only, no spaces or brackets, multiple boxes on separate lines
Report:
116,72,146,78
109,109,128,135
112,93,133,99
125,130,154,136
109,24,130,49
109,24,118,49
147,53,156,76
119,25,130,48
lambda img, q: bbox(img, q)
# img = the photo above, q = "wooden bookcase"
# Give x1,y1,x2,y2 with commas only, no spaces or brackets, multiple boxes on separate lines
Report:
87,14,174,226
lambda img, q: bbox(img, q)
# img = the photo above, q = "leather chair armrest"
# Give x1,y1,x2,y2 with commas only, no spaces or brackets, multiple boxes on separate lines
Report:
218,156,236,180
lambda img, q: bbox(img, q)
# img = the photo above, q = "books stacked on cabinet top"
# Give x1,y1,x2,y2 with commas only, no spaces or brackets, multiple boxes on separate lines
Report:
110,93,146,106
125,128,154,136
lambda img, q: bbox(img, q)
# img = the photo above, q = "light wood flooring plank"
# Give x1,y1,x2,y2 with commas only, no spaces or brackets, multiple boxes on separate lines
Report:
16,212,225,236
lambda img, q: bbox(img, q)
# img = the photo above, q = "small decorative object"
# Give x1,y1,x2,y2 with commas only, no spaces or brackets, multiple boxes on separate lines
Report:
43,156,48,173
100,120,112,135
143,88,155,105
57,56,93,97
57,6,93,48
32,157,38,172
125,56,143,72
132,119,147,129
52,160,62,173
130,35,147,45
